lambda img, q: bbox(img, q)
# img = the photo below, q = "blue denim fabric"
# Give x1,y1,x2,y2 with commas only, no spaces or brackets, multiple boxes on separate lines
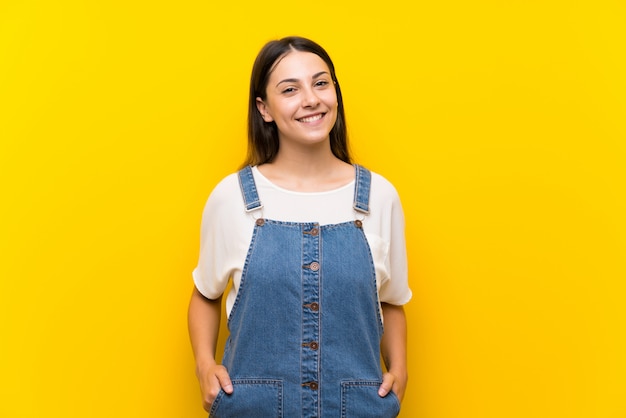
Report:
209,165,400,418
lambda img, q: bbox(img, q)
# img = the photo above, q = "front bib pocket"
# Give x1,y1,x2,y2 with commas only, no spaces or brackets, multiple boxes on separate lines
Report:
341,380,400,418
209,378,283,418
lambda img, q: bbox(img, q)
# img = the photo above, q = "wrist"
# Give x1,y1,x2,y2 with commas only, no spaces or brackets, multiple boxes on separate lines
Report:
387,367,408,381
195,357,218,377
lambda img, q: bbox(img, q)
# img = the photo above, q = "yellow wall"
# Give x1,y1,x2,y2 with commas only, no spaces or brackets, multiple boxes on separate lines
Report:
1,1,625,417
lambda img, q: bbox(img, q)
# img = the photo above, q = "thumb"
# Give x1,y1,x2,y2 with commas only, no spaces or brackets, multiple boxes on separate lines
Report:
215,367,234,394
378,372,395,397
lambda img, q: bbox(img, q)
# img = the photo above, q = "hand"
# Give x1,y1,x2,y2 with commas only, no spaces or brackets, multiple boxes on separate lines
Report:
378,371,407,402
197,363,233,412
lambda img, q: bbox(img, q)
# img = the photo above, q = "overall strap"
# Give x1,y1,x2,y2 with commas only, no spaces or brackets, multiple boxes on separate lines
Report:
237,166,263,212
353,164,371,214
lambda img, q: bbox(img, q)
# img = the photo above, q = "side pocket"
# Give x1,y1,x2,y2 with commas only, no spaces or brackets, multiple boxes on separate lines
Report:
209,378,283,418
341,380,400,418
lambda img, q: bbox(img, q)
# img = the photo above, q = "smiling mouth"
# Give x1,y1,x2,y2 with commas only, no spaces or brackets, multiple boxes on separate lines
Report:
297,113,324,123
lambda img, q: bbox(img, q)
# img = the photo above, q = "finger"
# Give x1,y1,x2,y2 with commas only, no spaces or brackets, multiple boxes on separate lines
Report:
202,376,222,412
378,372,395,397
215,366,234,394
201,367,230,411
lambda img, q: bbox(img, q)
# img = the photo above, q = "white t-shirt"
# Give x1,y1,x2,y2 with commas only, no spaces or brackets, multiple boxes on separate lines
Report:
193,166,412,317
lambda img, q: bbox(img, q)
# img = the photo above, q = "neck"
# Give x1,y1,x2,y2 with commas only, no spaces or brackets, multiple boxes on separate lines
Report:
258,143,354,192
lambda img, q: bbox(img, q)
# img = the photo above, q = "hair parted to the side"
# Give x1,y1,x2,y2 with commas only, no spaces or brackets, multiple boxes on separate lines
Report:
243,36,351,167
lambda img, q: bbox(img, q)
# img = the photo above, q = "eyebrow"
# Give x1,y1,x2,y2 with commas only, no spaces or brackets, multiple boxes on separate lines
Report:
276,71,330,87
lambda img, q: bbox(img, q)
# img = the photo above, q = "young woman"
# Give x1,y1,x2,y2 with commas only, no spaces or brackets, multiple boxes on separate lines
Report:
188,36,412,417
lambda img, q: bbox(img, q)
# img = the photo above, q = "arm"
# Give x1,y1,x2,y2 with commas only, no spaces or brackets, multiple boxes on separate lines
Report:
188,286,233,412
378,302,408,402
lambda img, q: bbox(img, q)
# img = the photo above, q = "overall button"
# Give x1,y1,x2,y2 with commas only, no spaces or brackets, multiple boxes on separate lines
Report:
302,341,319,350
310,227,319,236
309,262,320,271
302,381,319,390
256,218,265,226
354,219,363,228
303,302,320,311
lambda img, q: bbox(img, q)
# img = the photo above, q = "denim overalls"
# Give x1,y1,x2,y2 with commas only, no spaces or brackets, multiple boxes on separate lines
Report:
209,165,400,418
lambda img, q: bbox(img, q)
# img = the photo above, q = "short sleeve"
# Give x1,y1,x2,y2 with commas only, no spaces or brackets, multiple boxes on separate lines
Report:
369,174,412,306
192,174,250,300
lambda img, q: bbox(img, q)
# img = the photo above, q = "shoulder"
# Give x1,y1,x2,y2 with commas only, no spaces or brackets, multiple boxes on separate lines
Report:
203,171,245,216
208,171,240,199
367,169,402,203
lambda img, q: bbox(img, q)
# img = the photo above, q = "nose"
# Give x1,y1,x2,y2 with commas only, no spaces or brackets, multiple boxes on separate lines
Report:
302,87,320,107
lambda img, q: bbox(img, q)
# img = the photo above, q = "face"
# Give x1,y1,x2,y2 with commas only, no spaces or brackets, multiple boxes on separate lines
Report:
256,51,338,148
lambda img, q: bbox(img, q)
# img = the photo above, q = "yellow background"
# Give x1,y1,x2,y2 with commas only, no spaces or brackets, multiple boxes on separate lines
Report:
1,1,625,417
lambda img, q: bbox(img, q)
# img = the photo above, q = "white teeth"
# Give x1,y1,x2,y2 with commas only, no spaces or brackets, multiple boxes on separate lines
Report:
298,114,323,123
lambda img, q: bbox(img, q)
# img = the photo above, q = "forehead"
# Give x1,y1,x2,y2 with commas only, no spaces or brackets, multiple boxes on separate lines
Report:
269,51,331,81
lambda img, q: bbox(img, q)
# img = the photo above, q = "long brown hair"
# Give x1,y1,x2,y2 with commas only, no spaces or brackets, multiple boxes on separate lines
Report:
243,36,351,167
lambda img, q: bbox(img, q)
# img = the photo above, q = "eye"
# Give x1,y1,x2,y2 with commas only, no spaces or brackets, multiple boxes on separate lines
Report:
281,86,297,94
314,80,330,88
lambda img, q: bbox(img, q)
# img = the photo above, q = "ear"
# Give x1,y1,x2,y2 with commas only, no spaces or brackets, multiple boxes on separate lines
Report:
256,97,273,122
